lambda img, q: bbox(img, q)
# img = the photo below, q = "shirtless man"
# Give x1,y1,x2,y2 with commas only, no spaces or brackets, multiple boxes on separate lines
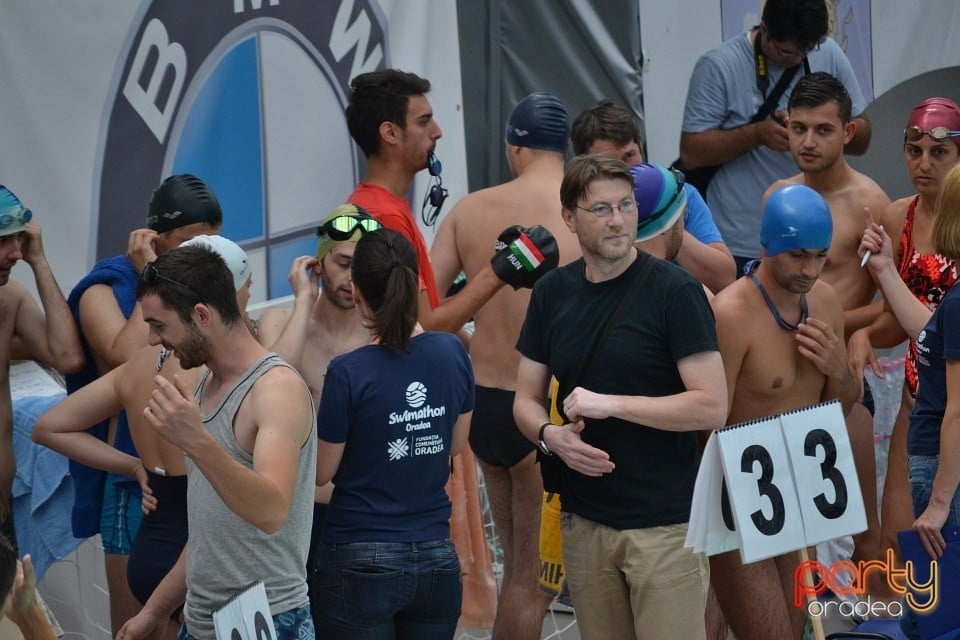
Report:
256,204,374,628
0,186,84,543
763,72,891,591
710,184,857,640
258,205,375,406
430,92,578,640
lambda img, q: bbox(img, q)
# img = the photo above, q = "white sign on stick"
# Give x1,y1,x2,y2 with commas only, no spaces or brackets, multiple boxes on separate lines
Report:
686,401,866,565
779,402,867,546
716,415,806,563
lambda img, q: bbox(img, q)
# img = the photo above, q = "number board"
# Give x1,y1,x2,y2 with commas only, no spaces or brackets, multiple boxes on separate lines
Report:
685,434,740,556
779,402,866,545
213,581,277,640
716,415,806,563
687,401,866,565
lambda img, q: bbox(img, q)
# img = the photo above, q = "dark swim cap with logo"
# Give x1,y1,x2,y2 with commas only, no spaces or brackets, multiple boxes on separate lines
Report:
505,92,569,153
146,174,223,233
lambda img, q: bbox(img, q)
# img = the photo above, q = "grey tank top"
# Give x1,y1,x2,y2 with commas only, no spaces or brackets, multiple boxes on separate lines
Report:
183,353,316,639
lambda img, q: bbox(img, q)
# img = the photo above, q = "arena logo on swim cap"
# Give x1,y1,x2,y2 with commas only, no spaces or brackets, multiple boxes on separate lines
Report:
94,1,387,300
793,550,939,619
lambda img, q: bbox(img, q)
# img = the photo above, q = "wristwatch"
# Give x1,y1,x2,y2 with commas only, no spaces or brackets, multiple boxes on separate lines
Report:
537,422,553,456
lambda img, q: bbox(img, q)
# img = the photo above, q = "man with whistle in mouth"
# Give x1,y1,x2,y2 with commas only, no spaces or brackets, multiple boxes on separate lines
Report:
345,71,560,629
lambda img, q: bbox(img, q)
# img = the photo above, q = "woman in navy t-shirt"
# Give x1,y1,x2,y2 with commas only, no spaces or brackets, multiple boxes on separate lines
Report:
311,228,474,640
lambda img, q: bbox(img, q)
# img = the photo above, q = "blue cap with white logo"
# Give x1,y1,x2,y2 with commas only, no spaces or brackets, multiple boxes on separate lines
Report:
761,184,833,257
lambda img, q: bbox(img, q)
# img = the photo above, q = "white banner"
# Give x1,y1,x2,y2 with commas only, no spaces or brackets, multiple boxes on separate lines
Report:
0,0,468,307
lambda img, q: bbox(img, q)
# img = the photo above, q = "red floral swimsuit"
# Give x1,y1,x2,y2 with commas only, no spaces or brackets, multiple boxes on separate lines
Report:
898,195,959,397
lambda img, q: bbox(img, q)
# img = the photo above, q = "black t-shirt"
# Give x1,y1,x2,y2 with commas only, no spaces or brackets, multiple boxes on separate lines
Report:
517,252,719,529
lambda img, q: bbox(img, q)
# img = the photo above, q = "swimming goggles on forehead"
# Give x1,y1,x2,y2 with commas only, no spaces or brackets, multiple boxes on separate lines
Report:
0,207,32,230
904,126,960,143
316,215,383,241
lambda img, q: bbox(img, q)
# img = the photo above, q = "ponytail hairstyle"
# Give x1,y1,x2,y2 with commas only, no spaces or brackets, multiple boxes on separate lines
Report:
351,228,419,351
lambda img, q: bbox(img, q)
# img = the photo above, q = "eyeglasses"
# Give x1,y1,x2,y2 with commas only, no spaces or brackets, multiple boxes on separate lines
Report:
141,262,199,296
577,198,638,218
638,168,686,232
316,215,383,241
763,24,822,59
771,40,808,59
904,126,960,143
0,207,31,230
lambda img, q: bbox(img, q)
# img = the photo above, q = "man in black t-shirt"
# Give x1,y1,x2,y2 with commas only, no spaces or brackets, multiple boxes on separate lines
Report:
514,154,728,640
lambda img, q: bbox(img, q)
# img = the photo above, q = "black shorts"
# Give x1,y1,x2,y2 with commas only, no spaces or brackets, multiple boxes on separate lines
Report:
469,386,536,468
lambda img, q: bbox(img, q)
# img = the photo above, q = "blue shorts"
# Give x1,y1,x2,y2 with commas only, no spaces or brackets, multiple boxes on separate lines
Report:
100,481,143,555
177,605,314,640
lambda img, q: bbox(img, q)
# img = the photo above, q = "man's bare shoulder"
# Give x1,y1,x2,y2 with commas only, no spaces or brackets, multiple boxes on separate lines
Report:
763,175,802,203
807,277,844,316
848,169,891,209
711,278,762,331
254,362,310,403
712,276,755,311
248,362,313,433
0,279,31,309
255,306,293,344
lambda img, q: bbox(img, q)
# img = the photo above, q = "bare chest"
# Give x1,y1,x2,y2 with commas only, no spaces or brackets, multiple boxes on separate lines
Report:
733,333,826,421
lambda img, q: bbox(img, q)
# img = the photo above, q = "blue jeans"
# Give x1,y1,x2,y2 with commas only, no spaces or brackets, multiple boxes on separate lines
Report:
901,455,960,640
176,605,314,640
310,539,462,639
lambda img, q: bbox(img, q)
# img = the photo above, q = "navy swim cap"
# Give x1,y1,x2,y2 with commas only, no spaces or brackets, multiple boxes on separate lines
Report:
761,184,833,256
147,174,223,234
505,92,569,154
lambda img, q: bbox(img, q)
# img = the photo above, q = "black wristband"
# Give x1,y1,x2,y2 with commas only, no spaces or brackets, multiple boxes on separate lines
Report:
537,422,553,456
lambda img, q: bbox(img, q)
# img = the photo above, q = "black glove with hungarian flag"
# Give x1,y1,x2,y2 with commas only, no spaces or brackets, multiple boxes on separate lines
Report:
490,225,559,289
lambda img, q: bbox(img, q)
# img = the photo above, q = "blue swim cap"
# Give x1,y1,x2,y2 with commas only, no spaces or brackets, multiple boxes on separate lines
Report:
505,92,569,153
760,184,833,256
630,163,687,243
0,185,33,237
